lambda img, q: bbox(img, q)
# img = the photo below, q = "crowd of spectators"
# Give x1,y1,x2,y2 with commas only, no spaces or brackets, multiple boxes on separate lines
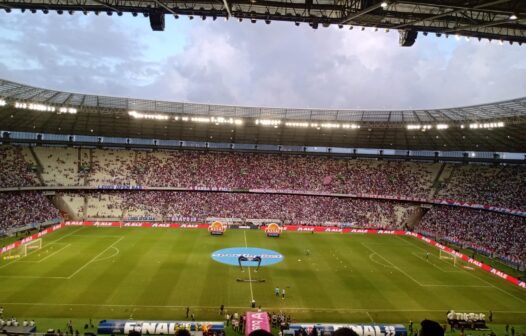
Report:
84,191,413,228
416,206,526,266
88,150,435,198
0,192,60,233
0,146,39,188
437,164,526,211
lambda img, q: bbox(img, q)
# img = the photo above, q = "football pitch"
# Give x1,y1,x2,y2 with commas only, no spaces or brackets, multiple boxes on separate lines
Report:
1,227,525,326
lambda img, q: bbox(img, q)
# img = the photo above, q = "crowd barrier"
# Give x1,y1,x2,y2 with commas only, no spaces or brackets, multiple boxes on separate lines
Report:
97,320,224,335
284,324,407,336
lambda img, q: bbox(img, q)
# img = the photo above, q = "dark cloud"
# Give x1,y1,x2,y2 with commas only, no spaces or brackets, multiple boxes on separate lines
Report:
0,12,525,109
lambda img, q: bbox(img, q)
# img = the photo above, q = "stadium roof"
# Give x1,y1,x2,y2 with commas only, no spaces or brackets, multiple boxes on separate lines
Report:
0,0,526,45
1,78,526,152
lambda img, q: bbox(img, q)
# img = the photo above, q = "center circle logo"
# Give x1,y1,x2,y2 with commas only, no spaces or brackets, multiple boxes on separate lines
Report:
211,247,284,267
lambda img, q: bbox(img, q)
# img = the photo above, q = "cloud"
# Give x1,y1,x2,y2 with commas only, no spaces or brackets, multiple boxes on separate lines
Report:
0,12,525,110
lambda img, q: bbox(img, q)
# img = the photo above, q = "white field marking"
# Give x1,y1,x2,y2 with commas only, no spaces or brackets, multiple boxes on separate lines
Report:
91,246,120,263
0,275,68,279
0,302,525,314
361,243,425,286
69,235,123,238
243,231,255,302
365,311,374,323
49,227,86,243
66,236,124,279
395,236,463,270
18,243,72,263
410,252,461,273
362,243,491,288
397,236,526,303
368,253,395,269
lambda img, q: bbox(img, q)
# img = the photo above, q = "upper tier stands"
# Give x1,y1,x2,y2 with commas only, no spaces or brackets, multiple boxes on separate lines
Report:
0,146,39,187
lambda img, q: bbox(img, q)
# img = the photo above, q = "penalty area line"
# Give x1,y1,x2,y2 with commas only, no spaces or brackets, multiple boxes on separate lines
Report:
66,236,124,279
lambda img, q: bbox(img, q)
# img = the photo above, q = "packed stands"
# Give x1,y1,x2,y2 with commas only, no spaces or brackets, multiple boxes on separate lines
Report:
416,206,526,266
437,164,526,211
71,191,414,228
0,146,39,188
0,192,60,233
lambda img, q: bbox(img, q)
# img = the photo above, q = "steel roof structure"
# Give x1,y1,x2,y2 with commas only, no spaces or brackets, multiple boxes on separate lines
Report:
1,78,526,152
0,0,525,45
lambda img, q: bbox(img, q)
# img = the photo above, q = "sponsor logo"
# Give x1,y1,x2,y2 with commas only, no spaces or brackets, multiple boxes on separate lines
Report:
211,247,284,267
325,228,342,232
297,227,315,231
124,223,144,227
66,221,84,226
490,268,508,279
350,229,369,233
94,222,114,227
152,223,171,228
180,224,199,228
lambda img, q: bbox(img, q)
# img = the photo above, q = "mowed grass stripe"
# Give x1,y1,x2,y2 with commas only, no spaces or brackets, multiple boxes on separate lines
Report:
0,227,525,324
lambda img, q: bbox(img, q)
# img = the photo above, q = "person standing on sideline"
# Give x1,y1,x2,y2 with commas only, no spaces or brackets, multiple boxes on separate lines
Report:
489,311,493,322
275,287,280,297
220,304,224,316
282,288,286,299
186,307,190,319
511,326,515,336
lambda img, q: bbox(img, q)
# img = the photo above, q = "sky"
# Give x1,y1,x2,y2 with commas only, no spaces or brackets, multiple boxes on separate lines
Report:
0,11,525,110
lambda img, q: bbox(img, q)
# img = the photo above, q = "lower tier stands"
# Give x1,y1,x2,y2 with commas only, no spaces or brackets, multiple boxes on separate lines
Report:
0,192,60,234
416,206,526,266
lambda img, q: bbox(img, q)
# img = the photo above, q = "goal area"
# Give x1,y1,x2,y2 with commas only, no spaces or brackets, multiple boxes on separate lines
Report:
2,238,43,260
439,249,458,266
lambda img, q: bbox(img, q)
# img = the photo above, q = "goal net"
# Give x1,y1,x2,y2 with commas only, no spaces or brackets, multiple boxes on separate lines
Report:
2,238,43,260
439,249,457,266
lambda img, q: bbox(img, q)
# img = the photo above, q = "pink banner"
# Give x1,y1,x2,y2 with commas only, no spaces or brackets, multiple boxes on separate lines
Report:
245,312,270,336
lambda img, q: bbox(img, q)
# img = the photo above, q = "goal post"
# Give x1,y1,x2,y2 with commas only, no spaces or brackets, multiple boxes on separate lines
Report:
24,238,43,255
2,238,42,260
439,249,457,266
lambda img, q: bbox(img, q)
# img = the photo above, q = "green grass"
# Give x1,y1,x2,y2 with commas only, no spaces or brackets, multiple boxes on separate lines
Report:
0,227,525,333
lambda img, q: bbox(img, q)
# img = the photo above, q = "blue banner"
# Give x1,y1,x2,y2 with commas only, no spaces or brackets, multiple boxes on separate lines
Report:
97,320,225,335
285,324,407,336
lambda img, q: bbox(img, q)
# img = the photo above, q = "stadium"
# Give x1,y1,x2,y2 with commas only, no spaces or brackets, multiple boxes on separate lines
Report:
0,2,526,336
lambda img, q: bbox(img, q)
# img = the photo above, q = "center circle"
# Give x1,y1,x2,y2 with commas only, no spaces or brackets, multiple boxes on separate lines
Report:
211,247,284,267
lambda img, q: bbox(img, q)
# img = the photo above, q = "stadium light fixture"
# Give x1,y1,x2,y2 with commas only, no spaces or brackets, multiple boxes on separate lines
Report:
0,99,6,107
436,124,448,130
30,9,37,13
469,122,504,129
15,102,56,112
68,10,74,15
5,8,11,13
380,1,389,9
509,13,518,20
255,119,281,126
338,24,344,29
58,107,77,114
295,22,300,26
57,9,63,14
128,111,169,121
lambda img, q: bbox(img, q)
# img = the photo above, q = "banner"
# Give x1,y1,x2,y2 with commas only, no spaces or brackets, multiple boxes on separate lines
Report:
245,312,270,336
97,320,224,335
284,324,406,336
0,223,64,256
